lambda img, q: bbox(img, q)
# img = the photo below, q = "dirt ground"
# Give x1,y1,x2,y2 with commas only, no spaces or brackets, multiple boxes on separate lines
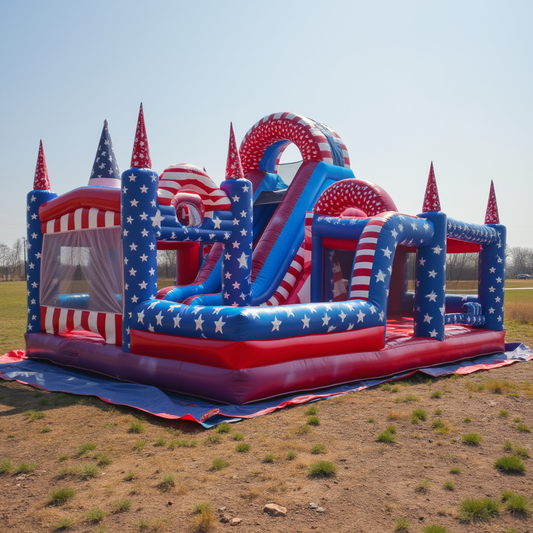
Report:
2,359,533,533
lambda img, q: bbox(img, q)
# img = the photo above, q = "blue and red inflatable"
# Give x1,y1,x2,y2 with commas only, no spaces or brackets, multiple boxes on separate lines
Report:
25,107,506,404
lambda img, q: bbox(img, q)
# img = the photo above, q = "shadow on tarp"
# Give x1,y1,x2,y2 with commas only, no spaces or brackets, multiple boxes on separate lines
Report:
1,343,532,428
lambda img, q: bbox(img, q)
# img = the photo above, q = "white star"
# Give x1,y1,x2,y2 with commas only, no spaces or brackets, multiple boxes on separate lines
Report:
237,252,249,268
378,311,385,321
382,247,392,259
232,281,240,289
419,258,426,266
131,294,139,303
489,286,495,293
426,291,438,302
322,313,331,326
214,317,226,333
128,173,136,182
213,217,221,229
302,315,310,328
155,311,164,325
130,243,138,251
140,212,148,221
232,240,240,249
129,268,137,276
428,270,437,278
232,194,240,202
148,324,155,332
339,310,346,322
429,329,438,338
271,317,282,331
194,314,204,330
173,315,181,328
137,310,145,323
357,310,365,323
151,210,164,228
140,184,148,193
140,254,148,262
432,245,443,254
130,199,139,207
423,313,432,323
375,270,386,283
391,228,398,239
488,307,495,314
139,281,148,289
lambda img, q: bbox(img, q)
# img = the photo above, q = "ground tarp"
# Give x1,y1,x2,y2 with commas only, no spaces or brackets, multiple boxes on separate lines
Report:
1,343,532,428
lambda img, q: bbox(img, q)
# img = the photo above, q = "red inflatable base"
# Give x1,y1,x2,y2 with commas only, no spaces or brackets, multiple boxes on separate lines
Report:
25,323,505,404
130,326,386,370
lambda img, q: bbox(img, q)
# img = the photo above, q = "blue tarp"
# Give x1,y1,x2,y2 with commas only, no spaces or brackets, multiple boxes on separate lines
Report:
1,343,531,428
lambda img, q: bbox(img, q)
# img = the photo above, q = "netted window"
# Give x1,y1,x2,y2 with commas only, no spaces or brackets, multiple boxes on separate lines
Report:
40,227,123,314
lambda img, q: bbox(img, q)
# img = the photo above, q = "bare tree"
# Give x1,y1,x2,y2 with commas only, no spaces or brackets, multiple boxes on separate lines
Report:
506,247,533,278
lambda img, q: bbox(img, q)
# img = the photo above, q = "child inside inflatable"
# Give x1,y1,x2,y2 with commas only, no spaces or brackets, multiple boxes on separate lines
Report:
25,107,506,404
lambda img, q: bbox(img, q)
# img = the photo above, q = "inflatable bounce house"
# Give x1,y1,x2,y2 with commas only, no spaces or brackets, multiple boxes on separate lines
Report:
24,107,506,404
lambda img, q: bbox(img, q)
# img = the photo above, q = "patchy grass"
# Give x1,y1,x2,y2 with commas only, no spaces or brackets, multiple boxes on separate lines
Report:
23,409,45,421
13,462,37,474
157,473,176,492
48,487,76,505
128,420,145,434
215,422,232,434
307,415,321,426
443,480,455,491
458,497,500,522
415,478,431,493
190,502,216,533
84,508,107,523
210,458,229,471
113,499,132,513
462,432,483,446
501,491,532,517
495,456,526,474
305,405,319,416
310,444,326,455
394,515,410,532
308,461,337,478
77,442,97,456
235,443,251,453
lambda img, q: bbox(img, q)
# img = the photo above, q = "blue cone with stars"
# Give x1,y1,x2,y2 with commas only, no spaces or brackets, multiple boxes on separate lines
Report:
89,120,121,188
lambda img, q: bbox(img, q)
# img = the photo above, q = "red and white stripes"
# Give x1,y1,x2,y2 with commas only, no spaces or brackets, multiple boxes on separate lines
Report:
42,208,120,234
239,112,334,174
40,306,122,345
349,214,392,301
158,164,231,214
262,212,313,306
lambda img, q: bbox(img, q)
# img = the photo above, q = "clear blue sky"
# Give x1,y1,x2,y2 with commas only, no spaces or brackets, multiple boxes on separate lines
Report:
1,1,532,249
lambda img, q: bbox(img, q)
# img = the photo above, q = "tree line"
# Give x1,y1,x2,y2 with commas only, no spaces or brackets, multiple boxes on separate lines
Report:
1,239,532,282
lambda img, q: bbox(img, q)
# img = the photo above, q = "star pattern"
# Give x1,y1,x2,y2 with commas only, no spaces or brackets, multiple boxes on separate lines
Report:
130,103,152,169
422,162,441,212
89,120,120,186
25,181,58,333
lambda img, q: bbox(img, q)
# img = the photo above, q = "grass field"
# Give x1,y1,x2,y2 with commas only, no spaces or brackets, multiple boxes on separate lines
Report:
2,280,532,354
1,282,533,532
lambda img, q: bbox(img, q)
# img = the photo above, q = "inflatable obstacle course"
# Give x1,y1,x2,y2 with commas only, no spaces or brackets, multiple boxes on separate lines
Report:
25,108,506,404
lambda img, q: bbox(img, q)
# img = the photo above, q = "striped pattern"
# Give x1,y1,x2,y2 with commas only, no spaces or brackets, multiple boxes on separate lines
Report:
349,214,393,300
42,208,120,234
41,306,122,345
158,164,231,215
314,179,395,217
262,212,313,306
240,112,333,174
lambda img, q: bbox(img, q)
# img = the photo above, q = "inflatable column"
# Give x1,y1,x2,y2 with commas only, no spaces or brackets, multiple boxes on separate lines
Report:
414,211,447,340
220,124,253,307
121,104,159,351
479,182,506,331
26,141,57,334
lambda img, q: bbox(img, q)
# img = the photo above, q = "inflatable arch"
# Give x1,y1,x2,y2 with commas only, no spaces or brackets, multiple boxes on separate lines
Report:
25,110,507,404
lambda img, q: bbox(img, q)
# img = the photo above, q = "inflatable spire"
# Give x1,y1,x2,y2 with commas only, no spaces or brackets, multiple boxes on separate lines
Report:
130,103,152,169
225,123,244,180
33,140,50,190
89,120,121,187
484,180,500,224
422,161,441,212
